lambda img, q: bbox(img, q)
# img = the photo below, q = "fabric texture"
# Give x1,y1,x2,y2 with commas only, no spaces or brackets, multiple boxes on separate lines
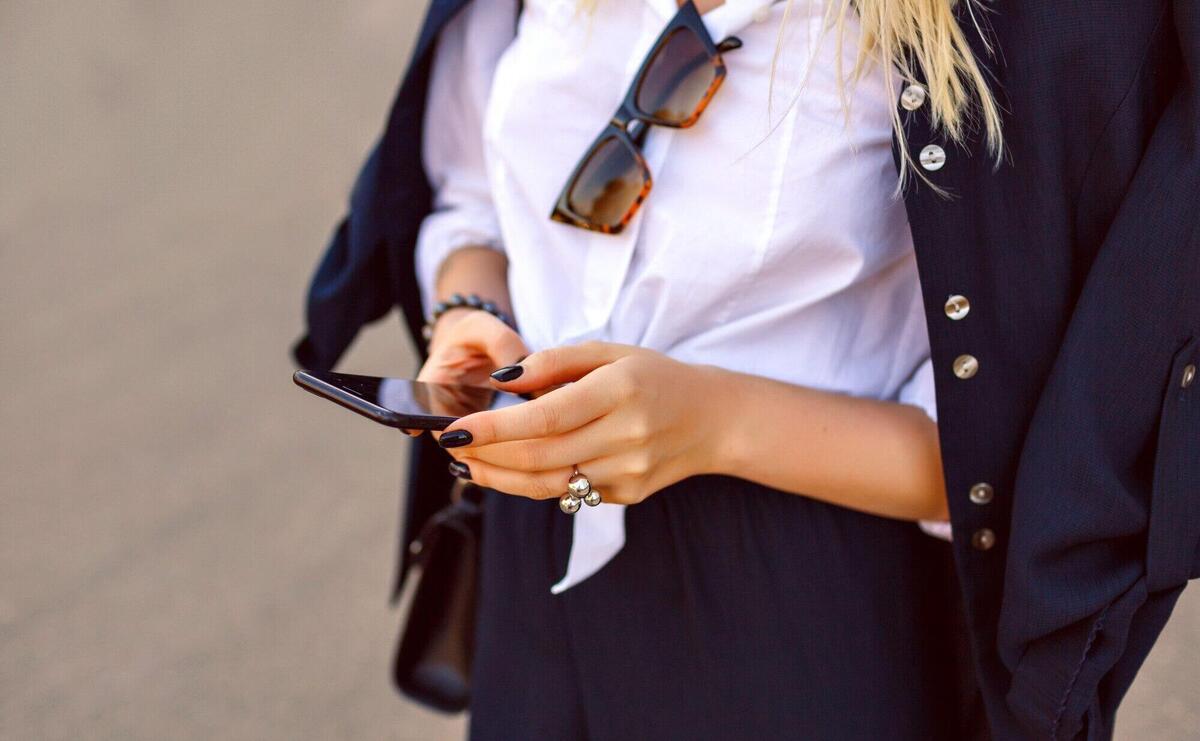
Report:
891,3,1200,738
470,476,980,741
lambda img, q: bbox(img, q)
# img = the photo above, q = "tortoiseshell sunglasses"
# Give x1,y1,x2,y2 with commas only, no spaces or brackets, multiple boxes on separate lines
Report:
549,1,742,234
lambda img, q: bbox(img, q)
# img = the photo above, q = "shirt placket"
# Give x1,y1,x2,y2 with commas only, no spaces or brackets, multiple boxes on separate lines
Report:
571,0,768,341
568,4,667,341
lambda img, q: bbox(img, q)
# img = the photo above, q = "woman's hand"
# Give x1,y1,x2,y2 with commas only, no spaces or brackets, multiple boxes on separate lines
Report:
437,341,730,504
409,307,529,436
437,339,949,521
420,308,527,386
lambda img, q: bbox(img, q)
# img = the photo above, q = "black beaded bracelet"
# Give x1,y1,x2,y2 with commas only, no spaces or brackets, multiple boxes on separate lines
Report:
422,293,513,342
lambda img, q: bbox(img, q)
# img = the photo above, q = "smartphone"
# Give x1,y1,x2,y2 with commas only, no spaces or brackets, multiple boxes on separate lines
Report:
293,370,525,430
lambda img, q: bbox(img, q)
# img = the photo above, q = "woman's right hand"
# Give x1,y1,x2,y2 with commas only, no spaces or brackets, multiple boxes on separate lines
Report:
408,307,528,436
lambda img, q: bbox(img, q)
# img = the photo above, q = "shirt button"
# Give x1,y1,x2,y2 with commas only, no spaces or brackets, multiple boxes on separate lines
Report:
919,144,946,171
900,84,927,111
952,354,979,379
971,528,997,551
1183,363,1196,388
752,4,772,23
944,294,970,320
969,482,994,505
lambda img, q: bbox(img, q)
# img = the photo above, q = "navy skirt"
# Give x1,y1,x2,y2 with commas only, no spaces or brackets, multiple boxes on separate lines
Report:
469,475,982,740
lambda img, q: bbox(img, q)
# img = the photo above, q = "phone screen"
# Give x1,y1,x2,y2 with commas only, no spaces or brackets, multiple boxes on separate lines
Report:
295,370,525,429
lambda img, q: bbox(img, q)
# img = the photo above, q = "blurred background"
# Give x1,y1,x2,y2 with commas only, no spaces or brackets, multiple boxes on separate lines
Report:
0,2,1195,739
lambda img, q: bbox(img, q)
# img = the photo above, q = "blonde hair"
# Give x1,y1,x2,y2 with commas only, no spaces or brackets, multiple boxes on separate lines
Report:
813,0,1004,187
580,0,1004,189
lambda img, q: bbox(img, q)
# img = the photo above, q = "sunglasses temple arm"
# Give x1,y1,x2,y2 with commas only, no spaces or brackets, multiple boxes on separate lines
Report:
717,37,743,53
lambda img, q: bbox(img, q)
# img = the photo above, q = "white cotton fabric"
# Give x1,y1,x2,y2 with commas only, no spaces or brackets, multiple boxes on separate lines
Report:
417,0,947,594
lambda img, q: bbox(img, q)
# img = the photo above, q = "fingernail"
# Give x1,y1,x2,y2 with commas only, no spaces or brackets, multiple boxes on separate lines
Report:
448,461,471,480
490,364,524,382
439,429,474,448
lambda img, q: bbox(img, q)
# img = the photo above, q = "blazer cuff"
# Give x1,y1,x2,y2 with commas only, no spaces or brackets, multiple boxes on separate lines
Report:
1006,577,1148,741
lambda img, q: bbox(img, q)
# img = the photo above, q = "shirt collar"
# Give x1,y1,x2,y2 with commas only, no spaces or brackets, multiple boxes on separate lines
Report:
645,0,776,41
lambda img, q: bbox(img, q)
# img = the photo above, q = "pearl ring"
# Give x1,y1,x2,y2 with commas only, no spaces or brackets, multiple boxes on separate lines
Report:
559,466,602,514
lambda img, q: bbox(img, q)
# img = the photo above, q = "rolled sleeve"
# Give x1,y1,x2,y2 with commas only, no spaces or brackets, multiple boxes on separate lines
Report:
898,356,938,423
414,0,516,316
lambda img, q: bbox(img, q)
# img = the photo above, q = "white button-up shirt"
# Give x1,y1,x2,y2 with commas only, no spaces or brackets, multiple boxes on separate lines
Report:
416,0,943,593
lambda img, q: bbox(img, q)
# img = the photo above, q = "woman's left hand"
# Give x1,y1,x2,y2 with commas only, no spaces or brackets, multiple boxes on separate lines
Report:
438,341,731,504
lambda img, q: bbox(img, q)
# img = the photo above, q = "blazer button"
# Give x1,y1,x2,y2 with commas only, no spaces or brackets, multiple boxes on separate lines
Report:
952,354,979,379
944,294,970,320
919,144,946,171
971,528,996,551
900,84,927,111
1183,363,1196,388
969,482,994,505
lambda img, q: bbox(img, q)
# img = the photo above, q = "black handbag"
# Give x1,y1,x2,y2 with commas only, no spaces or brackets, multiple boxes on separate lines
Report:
392,480,482,713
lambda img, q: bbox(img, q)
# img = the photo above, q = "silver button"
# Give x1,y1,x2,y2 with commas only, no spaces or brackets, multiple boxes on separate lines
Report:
900,84,927,111
1183,363,1196,389
971,528,997,551
919,144,946,171
944,294,970,320
752,4,772,23
952,354,979,379
969,483,994,505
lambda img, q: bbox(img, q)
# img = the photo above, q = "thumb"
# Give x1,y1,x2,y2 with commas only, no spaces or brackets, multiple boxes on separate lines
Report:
480,322,530,369
489,341,632,393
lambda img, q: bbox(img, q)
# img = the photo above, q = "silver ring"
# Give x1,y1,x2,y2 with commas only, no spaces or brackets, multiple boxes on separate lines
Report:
559,466,602,513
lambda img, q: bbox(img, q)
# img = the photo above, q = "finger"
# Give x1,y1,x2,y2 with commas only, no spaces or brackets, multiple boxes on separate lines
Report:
422,314,528,384
488,341,634,393
483,328,529,369
441,373,621,448
450,455,631,503
450,457,572,500
428,382,496,419
451,312,528,367
461,415,629,473
417,353,493,384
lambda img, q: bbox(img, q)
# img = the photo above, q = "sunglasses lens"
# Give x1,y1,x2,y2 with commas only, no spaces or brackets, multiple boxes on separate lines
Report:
567,135,649,229
635,28,717,125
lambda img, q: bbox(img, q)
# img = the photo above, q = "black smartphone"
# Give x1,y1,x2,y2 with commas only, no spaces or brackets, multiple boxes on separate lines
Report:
293,370,525,430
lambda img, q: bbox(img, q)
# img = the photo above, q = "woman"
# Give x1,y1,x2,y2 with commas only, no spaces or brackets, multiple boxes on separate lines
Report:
296,1,1200,739
416,0,970,736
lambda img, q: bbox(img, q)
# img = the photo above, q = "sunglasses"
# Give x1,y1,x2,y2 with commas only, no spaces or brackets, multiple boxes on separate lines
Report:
550,1,743,234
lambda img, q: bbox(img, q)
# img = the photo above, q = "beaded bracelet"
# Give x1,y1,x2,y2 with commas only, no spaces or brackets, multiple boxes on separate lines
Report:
422,293,513,342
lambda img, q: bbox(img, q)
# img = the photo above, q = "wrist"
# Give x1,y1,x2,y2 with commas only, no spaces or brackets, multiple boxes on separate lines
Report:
428,306,475,343
423,292,513,344
692,364,751,476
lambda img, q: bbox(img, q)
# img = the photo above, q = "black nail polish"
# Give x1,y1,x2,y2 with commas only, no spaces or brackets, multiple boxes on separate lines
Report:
491,364,524,382
439,429,474,448
448,461,471,480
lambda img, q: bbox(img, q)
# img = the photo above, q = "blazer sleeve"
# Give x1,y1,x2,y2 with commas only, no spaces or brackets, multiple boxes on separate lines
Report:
290,0,479,602
998,4,1200,738
292,0,469,372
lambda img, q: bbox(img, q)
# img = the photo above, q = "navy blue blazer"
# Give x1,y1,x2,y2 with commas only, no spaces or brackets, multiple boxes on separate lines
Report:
295,2,1200,738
